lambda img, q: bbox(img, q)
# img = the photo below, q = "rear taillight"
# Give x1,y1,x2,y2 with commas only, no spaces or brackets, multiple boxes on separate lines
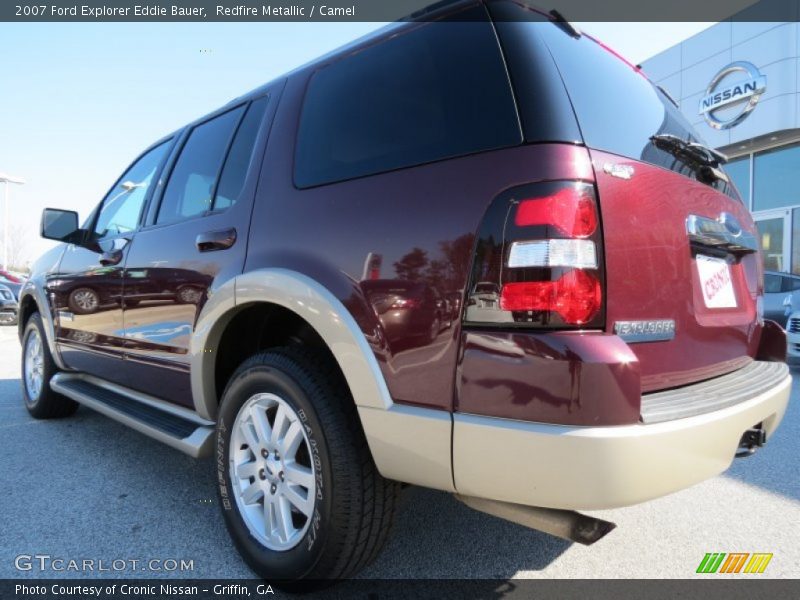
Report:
514,186,598,238
465,180,605,328
500,270,602,323
391,297,420,309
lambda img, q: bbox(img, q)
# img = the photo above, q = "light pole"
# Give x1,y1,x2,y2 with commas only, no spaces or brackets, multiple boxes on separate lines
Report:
0,173,26,271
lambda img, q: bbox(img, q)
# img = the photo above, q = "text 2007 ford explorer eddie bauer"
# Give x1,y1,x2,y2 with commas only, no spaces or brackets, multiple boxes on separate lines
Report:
17,1,791,585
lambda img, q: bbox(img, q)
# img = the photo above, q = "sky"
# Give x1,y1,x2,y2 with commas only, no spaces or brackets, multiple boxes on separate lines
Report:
0,20,713,266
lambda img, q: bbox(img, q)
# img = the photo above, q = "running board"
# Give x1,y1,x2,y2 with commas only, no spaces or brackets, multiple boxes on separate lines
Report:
50,373,215,458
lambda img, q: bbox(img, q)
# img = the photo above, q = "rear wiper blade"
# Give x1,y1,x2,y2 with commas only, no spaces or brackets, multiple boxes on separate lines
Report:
650,134,730,185
687,141,728,165
650,134,728,166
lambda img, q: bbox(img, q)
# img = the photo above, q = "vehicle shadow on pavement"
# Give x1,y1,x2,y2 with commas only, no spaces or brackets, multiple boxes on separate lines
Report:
0,377,569,580
360,486,571,578
722,366,800,503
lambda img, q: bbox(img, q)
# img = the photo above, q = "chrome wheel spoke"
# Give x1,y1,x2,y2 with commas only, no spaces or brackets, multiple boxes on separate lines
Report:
236,461,259,480
274,496,294,542
250,405,272,445
241,422,261,453
270,404,288,447
281,421,303,457
284,463,314,489
240,481,265,505
283,484,314,518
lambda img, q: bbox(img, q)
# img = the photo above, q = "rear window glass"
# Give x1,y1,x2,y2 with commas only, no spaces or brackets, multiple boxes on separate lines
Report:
294,7,521,188
534,25,739,199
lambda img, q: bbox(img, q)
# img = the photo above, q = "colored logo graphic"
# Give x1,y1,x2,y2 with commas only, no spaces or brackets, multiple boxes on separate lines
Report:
696,553,773,574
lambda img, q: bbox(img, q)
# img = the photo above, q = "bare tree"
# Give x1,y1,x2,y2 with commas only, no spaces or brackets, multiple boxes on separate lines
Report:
1,225,32,272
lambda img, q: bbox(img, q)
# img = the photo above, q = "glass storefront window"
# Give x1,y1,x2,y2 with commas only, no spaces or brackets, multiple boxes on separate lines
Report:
757,216,785,271
793,209,800,275
725,157,750,206
754,143,800,211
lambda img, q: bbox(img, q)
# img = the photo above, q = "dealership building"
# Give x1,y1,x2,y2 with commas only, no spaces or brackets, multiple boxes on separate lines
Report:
642,22,800,279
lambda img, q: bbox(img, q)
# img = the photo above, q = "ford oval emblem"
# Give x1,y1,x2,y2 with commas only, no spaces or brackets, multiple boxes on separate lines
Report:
719,212,742,237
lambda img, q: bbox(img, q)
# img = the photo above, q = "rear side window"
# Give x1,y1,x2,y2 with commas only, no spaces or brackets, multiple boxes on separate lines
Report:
215,96,270,210
294,7,521,188
157,106,245,224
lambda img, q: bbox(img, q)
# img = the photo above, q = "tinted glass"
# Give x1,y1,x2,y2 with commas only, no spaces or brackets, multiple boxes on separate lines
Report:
793,208,800,276
295,9,521,188
783,276,800,292
758,216,785,272
214,97,269,210
535,25,739,199
764,273,781,293
94,141,170,238
754,143,800,211
725,157,750,206
158,107,244,224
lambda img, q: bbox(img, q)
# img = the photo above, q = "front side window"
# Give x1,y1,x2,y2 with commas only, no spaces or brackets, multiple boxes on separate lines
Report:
294,6,521,188
93,141,170,239
157,106,245,224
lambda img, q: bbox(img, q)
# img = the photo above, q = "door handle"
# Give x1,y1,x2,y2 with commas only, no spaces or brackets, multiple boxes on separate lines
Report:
98,250,124,266
196,228,237,252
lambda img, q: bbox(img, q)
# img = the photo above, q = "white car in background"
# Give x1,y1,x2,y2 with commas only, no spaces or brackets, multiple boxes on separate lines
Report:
786,311,800,363
764,271,800,328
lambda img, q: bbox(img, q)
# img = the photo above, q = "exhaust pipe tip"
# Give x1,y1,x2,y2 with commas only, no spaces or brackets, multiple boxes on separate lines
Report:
571,513,617,545
455,495,616,546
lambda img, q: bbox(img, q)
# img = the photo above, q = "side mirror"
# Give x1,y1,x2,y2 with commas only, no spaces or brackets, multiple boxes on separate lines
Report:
41,208,80,242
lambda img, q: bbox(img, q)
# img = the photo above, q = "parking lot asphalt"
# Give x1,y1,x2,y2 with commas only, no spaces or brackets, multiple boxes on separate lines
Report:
1,324,798,580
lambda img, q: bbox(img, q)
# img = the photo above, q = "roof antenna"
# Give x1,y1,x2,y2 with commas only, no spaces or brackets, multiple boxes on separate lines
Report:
549,9,581,38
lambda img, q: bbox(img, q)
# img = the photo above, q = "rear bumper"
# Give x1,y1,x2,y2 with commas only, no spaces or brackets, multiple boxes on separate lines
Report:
453,365,791,510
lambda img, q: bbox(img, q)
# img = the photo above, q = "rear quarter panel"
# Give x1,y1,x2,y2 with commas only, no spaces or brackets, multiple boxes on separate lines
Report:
245,74,595,411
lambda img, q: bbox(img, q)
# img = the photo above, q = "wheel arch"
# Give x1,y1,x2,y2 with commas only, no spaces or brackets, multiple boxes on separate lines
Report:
190,268,454,492
190,268,393,422
17,282,67,370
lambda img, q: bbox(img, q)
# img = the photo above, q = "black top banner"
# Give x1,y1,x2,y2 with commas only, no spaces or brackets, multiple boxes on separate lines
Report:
3,0,800,23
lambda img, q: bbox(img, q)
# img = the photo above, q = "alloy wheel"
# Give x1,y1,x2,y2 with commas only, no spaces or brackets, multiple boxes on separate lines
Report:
229,393,316,551
24,328,44,401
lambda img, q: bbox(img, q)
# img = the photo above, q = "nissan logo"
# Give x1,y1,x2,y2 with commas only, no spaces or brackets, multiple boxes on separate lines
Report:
699,62,766,130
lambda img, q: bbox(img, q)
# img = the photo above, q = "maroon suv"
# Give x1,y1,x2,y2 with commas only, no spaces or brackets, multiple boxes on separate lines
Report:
18,0,790,585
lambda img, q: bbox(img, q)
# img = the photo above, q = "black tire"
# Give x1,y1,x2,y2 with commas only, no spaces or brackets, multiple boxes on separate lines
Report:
216,347,399,588
21,313,78,419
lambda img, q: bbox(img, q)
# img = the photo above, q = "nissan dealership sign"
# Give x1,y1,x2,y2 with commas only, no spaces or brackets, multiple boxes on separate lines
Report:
699,61,767,129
